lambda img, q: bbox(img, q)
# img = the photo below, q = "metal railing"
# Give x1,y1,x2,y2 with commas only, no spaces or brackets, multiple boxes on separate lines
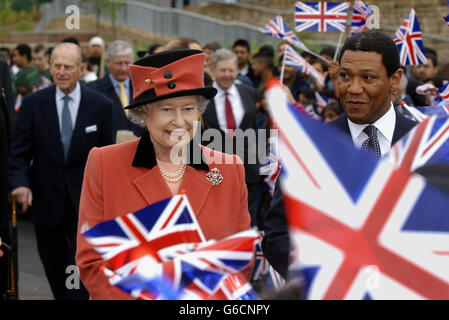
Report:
35,0,340,48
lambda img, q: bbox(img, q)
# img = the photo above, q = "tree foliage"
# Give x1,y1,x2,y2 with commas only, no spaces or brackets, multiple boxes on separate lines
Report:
10,0,52,12
80,0,125,35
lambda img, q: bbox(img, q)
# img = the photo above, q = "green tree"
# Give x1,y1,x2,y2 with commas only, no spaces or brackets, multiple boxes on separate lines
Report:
0,0,12,40
80,0,124,36
10,0,52,13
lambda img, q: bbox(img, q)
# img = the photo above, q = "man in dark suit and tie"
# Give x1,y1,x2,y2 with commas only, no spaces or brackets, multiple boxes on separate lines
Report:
87,40,144,143
9,42,114,300
263,30,417,279
202,48,265,226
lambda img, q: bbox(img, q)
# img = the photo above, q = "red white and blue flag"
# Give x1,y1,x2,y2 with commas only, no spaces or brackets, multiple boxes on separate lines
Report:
402,101,449,123
82,194,206,276
444,0,449,26
266,82,449,299
314,91,329,114
260,15,310,52
439,82,449,102
295,1,349,33
393,8,427,66
284,45,325,86
387,116,449,172
251,240,270,282
350,0,372,34
260,135,281,196
102,229,259,300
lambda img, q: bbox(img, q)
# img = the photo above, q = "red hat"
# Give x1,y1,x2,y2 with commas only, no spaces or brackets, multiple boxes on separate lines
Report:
125,49,217,109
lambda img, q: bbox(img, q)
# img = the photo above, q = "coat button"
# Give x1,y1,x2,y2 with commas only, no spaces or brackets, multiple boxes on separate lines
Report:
168,80,176,89
164,71,173,79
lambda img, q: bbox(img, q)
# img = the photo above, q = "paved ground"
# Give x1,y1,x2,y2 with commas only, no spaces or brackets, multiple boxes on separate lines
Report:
17,218,53,300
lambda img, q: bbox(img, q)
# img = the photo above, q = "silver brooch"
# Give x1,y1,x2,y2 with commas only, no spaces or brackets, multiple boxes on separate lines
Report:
206,168,223,185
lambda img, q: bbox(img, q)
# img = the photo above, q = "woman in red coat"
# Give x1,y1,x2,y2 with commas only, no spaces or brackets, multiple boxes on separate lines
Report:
76,49,251,299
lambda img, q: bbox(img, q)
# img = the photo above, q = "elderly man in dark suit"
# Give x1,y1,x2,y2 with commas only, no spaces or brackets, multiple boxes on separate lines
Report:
263,30,417,280
202,48,265,226
9,42,114,300
88,40,144,143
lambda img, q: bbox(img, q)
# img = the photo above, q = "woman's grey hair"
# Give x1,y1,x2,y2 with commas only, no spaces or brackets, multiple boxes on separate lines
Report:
129,95,209,127
211,48,238,70
107,40,134,60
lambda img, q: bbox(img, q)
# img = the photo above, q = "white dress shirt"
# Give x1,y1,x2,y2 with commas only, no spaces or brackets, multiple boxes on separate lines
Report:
347,103,396,157
213,82,245,132
55,82,81,133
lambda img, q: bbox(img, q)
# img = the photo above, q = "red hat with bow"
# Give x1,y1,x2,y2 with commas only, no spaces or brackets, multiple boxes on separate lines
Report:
125,49,217,109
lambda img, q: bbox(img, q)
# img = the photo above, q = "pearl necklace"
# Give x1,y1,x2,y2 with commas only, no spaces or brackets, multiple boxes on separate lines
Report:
158,163,187,183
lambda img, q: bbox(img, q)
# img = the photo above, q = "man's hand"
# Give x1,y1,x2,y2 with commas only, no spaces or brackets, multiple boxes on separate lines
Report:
0,238,3,258
11,186,32,213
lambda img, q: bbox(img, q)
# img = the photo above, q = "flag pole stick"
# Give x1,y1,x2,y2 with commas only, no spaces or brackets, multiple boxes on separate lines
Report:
280,53,286,84
333,32,344,61
304,48,329,64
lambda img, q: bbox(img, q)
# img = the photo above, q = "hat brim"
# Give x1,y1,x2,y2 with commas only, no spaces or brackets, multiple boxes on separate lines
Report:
136,51,148,58
125,87,217,109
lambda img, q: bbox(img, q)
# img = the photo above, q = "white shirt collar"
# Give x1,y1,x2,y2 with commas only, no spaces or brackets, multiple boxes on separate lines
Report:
56,81,81,101
347,103,396,145
213,82,237,96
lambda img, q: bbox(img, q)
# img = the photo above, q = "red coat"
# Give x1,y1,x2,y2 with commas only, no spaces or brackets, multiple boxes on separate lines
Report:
76,136,251,300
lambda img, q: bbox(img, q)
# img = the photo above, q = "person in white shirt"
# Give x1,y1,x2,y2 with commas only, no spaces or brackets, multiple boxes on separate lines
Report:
202,48,265,227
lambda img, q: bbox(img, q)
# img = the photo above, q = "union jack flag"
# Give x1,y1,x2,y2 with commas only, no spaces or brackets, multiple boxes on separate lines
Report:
387,116,449,172
402,102,449,123
82,194,206,276
264,265,287,293
260,15,310,52
393,8,427,66
259,135,281,196
314,91,329,114
102,229,260,300
284,45,325,86
266,82,449,299
251,240,270,282
295,1,349,33
350,0,372,34
439,82,449,102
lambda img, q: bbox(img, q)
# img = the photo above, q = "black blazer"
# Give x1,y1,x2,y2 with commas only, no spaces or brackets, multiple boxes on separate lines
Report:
9,85,114,228
202,83,261,185
328,107,417,145
87,76,144,137
262,107,417,279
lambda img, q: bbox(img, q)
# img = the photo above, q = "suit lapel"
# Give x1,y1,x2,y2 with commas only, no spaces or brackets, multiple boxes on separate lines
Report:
392,108,417,145
236,84,253,130
104,76,122,107
67,86,90,160
132,168,173,205
204,99,221,130
41,86,64,159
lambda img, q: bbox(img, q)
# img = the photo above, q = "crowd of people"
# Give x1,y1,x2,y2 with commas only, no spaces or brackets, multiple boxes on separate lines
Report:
0,29,447,300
